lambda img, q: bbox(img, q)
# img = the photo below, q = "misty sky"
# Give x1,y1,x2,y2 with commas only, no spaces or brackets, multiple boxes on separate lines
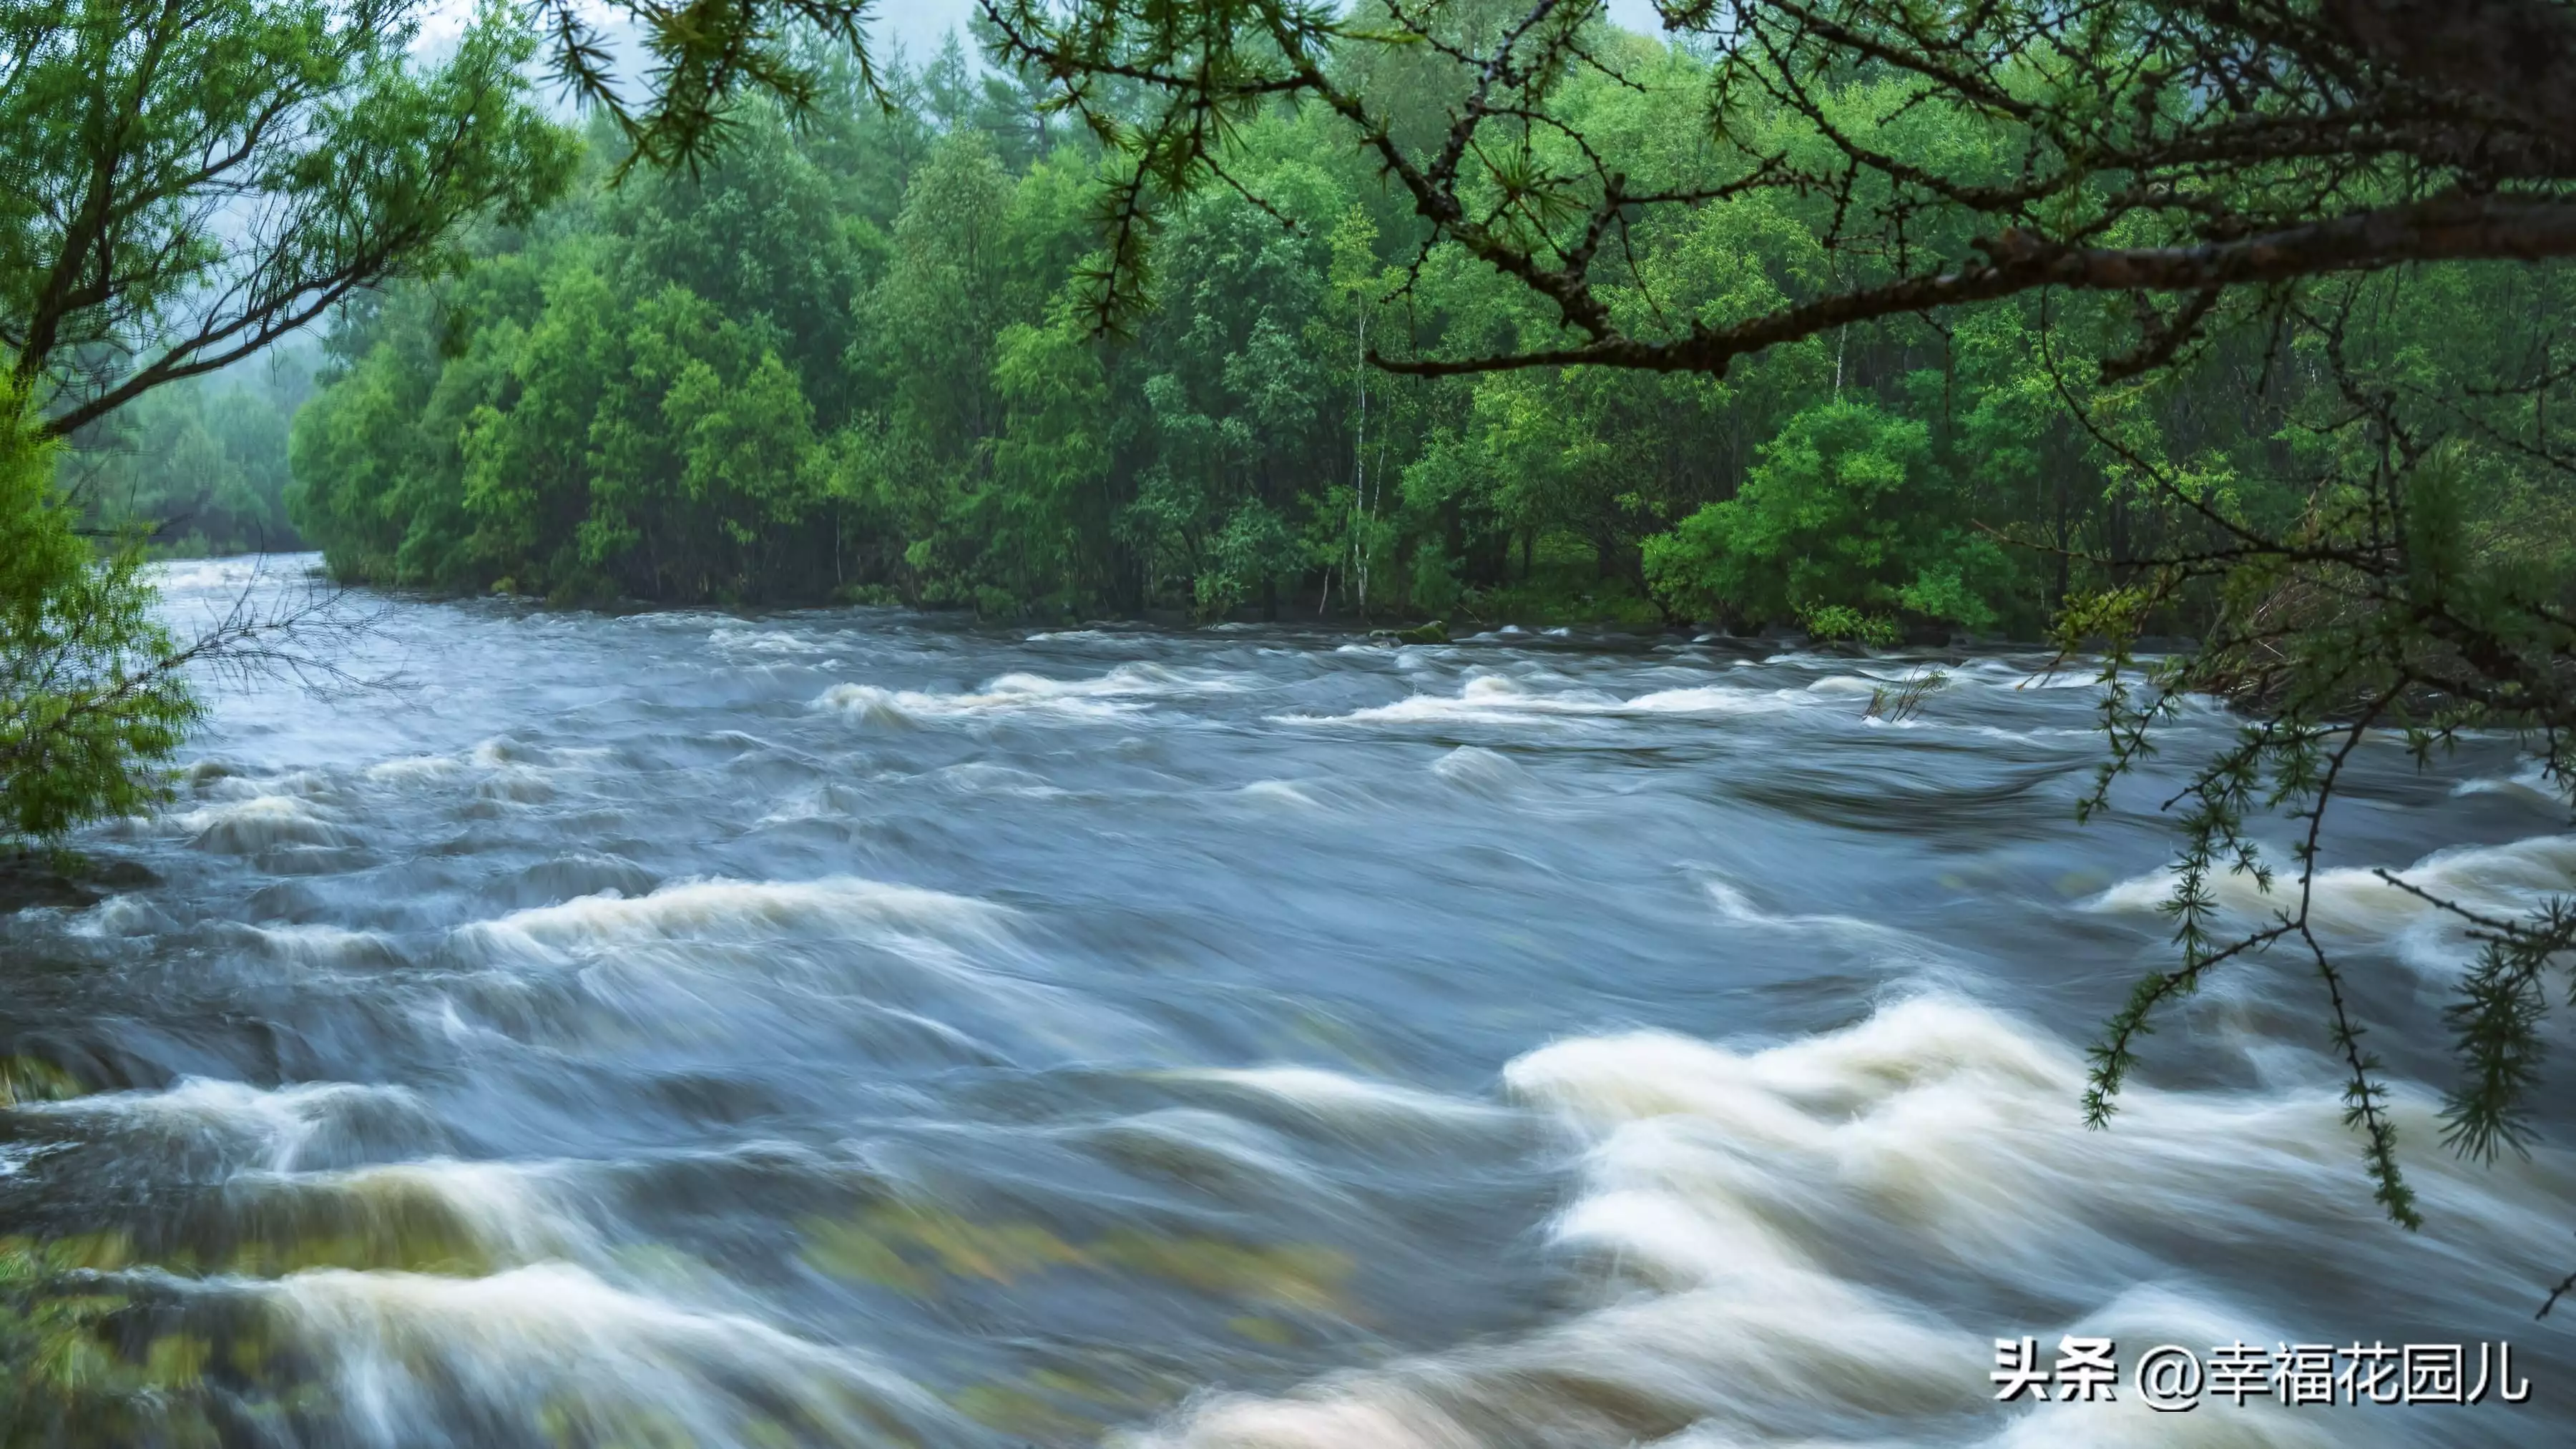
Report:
877,0,979,55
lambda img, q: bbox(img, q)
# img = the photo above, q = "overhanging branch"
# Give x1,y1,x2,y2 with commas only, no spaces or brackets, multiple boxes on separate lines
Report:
1374,192,2576,377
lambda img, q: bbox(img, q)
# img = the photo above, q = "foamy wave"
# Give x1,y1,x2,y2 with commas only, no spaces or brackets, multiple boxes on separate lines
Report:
1135,996,2558,1448
245,922,406,969
1238,780,1323,809
365,753,466,784
175,794,358,853
816,680,1137,726
212,1156,591,1272
73,895,174,938
313,1158,588,1263
929,762,1067,797
2451,757,2571,805
1429,745,1529,797
707,627,832,657
1281,674,1803,727
1701,878,1929,958
455,875,1007,961
186,763,323,801
150,559,253,592
150,555,308,594
253,1261,948,1448
1168,1066,1512,1128
2092,833,2576,967
16,1078,437,1173
817,661,1245,727
468,737,614,771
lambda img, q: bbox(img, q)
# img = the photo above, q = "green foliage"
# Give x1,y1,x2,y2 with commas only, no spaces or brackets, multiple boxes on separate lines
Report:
1796,604,1899,649
1,0,573,439
0,386,197,845
60,363,313,556
0,0,573,862
281,20,2576,667
1645,401,2015,634
1864,667,1946,722
290,27,2240,630
524,0,883,175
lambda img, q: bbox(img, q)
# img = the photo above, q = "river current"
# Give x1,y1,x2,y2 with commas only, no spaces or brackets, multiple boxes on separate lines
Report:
4,555,2572,1448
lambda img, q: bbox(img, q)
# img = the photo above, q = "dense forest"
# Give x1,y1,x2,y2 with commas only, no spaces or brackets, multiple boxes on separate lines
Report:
274,19,2565,637
61,353,313,556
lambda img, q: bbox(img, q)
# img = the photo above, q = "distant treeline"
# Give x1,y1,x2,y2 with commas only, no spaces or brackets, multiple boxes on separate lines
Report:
64,351,313,557
280,23,2564,636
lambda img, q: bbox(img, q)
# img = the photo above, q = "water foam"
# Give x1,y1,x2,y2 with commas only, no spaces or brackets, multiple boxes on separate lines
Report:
1127,996,2559,1449
1237,779,1325,810
817,679,1141,725
816,662,1240,727
930,761,1068,797
290,1157,591,1264
252,1261,949,1448
1700,877,1931,959
151,556,293,594
73,895,175,937
18,1078,437,1173
458,875,1007,961
364,753,466,784
1169,1066,1514,1129
2448,755,2570,806
2092,833,2576,971
1430,745,1531,796
707,626,833,657
245,922,406,970
175,794,358,853
1283,673,1805,727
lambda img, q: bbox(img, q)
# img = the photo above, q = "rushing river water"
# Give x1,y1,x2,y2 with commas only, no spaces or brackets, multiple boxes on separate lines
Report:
4,555,2573,1448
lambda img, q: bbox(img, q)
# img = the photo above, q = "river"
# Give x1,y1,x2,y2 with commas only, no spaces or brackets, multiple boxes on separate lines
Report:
3,554,2570,1447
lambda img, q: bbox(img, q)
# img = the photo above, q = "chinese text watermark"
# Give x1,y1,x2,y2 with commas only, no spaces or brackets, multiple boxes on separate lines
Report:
1993,1336,2533,1411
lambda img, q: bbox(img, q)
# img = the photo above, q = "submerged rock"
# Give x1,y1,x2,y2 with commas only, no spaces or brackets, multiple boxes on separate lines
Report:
1370,619,1449,645
0,852,157,915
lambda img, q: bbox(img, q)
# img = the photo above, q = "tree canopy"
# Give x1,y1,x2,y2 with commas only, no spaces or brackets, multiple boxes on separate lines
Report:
0,0,567,848
1,0,573,438
979,0,2576,370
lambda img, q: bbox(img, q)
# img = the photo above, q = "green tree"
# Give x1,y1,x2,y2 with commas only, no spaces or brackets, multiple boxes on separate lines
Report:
1,0,572,438
1645,400,2016,634
63,376,307,555
0,383,195,842
986,305,1117,611
1,0,566,850
605,118,871,418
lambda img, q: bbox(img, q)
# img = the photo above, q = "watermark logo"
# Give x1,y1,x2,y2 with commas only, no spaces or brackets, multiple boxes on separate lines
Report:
1992,1336,2532,1410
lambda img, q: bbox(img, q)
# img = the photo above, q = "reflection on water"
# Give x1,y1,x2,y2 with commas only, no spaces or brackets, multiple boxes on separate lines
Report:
1,554,2569,1447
